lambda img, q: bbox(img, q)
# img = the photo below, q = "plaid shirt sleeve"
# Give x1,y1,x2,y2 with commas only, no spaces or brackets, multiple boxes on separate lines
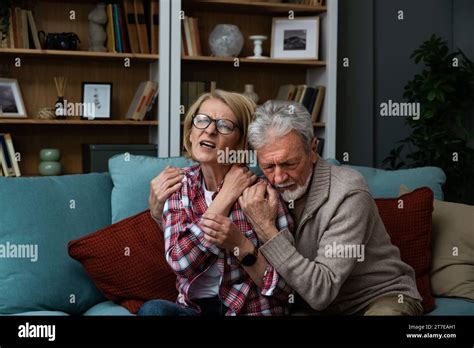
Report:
259,198,294,300
162,185,220,279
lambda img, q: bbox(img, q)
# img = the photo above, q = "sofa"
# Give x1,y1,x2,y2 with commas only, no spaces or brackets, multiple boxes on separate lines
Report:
0,154,473,316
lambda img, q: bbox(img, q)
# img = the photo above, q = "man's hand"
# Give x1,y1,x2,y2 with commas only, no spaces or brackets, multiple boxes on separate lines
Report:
238,181,280,243
201,213,246,251
149,166,184,220
219,165,258,203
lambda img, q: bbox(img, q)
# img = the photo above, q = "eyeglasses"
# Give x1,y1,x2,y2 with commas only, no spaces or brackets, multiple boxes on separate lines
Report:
192,113,241,135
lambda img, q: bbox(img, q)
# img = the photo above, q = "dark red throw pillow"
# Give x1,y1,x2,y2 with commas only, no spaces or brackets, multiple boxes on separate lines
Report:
68,210,177,314
375,187,435,313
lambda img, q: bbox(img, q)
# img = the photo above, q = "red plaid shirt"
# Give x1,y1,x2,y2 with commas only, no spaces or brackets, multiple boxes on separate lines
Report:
162,165,294,316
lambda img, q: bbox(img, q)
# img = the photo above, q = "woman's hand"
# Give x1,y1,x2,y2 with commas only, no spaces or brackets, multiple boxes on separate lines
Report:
149,166,184,220
219,165,258,203
201,213,246,251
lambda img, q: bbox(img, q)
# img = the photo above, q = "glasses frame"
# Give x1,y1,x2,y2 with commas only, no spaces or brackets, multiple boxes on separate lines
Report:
192,113,241,135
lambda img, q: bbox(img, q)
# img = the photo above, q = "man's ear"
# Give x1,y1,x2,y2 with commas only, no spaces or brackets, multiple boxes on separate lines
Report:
310,137,318,163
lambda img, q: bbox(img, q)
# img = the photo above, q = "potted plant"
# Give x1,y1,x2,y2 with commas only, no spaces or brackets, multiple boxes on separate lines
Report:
384,35,474,204
0,1,12,48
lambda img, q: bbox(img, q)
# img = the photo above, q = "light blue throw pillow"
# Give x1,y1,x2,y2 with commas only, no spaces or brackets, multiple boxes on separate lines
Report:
109,154,193,223
326,159,446,200
0,174,112,315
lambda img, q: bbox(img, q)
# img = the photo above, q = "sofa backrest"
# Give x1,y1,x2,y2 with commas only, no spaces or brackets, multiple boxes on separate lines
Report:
0,173,112,314
326,159,446,200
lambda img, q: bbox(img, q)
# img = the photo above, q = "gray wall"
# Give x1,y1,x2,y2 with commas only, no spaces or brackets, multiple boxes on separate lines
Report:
337,0,473,166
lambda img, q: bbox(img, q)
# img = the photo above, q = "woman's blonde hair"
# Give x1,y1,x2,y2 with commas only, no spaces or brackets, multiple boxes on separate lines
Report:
183,89,256,160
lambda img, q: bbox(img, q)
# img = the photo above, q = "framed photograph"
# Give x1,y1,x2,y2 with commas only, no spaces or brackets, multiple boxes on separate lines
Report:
0,78,27,118
271,16,320,60
81,82,113,120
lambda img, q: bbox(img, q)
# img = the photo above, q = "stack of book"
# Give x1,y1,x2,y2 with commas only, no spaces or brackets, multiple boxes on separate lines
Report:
0,133,21,177
0,0,159,54
2,7,41,49
276,84,326,122
126,80,159,121
181,81,217,115
110,0,159,54
181,16,202,56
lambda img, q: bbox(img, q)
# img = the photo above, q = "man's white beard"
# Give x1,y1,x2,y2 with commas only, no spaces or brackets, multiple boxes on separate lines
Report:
279,169,313,202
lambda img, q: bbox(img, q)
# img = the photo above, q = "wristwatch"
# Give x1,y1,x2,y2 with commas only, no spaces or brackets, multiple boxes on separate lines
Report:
240,245,259,267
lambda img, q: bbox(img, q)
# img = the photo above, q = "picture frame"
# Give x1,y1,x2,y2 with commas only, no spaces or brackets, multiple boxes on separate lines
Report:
81,82,113,120
271,16,320,60
0,78,27,118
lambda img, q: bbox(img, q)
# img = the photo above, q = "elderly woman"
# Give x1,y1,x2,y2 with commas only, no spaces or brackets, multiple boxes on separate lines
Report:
139,90,293,316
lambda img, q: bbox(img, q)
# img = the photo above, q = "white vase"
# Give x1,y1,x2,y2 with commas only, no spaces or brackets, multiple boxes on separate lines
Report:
243,84,259,104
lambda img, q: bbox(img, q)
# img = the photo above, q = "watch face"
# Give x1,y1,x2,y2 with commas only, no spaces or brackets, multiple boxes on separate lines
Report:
241,253,257,267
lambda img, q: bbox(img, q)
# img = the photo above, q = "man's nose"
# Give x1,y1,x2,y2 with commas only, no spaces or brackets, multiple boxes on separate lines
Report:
273,166,288,184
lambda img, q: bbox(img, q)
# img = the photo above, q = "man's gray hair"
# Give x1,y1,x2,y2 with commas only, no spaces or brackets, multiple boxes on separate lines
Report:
248,100,314,153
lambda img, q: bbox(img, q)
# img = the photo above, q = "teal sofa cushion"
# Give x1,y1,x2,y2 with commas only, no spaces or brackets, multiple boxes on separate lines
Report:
0,174,112,315
82,300,134,316
327,159,446,200
427,297,474,315
109,155,193,223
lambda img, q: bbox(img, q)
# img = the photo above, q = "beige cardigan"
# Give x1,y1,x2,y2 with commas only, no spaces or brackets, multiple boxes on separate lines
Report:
260,158,422,315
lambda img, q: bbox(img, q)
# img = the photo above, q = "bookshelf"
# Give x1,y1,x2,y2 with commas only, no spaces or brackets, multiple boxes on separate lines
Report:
169,0,338,158
0,0,160,176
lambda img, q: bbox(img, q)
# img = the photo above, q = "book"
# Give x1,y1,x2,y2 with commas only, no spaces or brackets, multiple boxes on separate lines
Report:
8,11,15,48
276,84,295,100
0,134,14,177
144,88,159,120
117,4,130,53
4,133,21,177
21,9,29,49
190,17,201,56
106,4,116,52
134,0,150,54
113,4,123,53
311,86,326,122
293,84,306,103
298,85,308,104
126,81,158,120
301,87,315,112
150,0,159,54
123,0,140,53
14,7,22,49
183,17,194,56
193,17,202,56
316,137,324,156
26,11,41,49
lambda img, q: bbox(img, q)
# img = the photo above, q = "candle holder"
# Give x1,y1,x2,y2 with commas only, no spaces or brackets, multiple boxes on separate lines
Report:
247,35,268,59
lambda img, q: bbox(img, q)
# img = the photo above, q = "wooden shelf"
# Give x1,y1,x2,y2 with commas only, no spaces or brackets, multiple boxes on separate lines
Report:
0,119,158,126
0,48,159,63
183,55,326,67
184,0,327,14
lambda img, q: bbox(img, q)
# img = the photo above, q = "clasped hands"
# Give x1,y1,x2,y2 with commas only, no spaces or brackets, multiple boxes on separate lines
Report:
202,178,280,251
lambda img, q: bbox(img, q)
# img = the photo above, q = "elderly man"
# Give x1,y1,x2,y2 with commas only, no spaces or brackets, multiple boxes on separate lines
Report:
238,100,423,315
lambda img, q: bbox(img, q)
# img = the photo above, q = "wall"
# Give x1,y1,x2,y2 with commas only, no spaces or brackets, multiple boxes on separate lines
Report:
337,0,473,166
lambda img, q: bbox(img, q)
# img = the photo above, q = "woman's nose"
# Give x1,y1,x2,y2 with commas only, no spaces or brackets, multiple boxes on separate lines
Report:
205,121,218,135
